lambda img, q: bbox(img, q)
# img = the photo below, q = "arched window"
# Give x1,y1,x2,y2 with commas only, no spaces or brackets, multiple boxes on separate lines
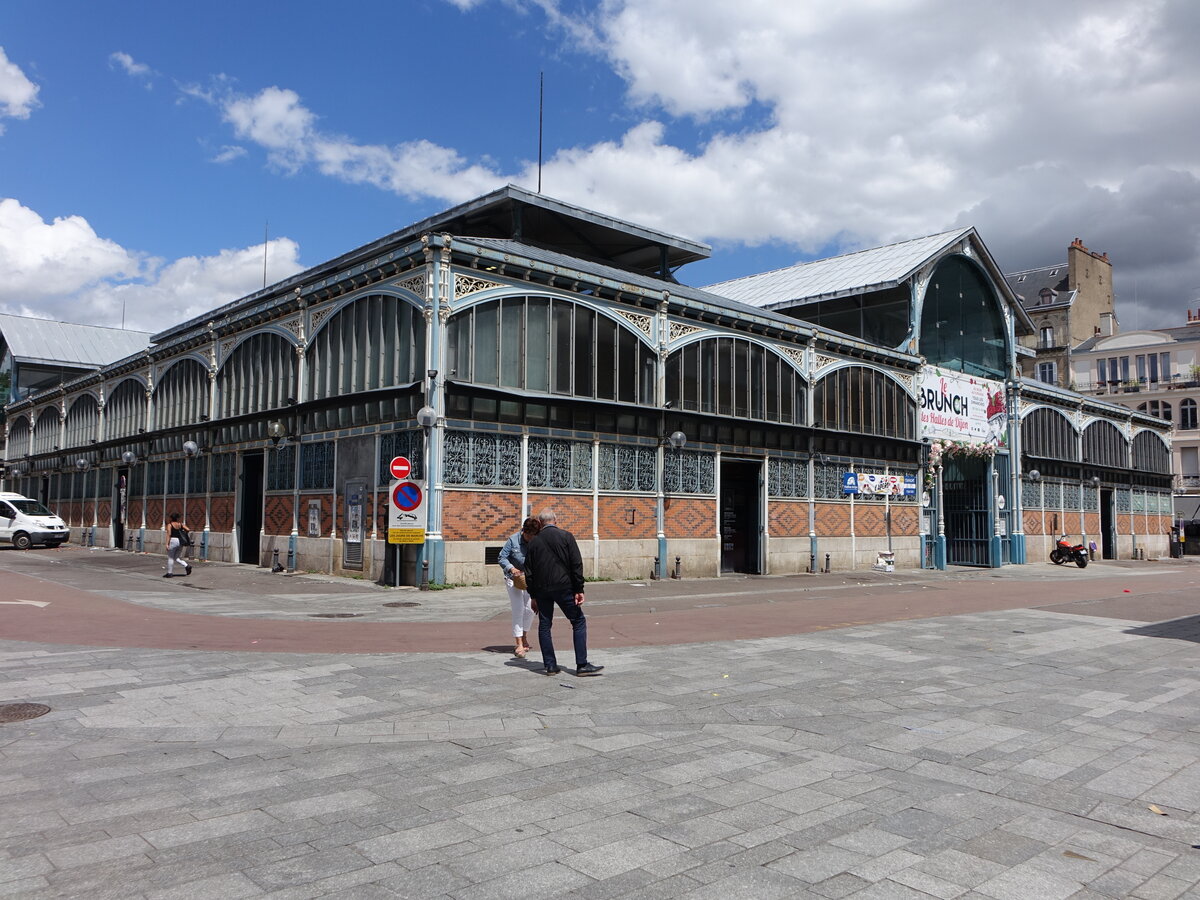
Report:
1082,420,1125,468
64,394,99,449
1132,430,1170,473
1181,398,1198,431
307,294,425,400
106,379,147,440
447,297,655,405
155,359,209,431
218,333,298,419
6,416,31,458
666,338,805,424
813,366,914,439
1137,400,1172,422
32,407,60,455
1021,408,1078,461
919,255,1008,379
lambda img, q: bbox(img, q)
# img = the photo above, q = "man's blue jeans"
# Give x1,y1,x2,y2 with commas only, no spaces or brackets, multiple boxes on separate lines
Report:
536,591,588,670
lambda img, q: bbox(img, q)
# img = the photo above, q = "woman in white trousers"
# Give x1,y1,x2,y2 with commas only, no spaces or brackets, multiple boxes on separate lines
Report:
497,516,541,656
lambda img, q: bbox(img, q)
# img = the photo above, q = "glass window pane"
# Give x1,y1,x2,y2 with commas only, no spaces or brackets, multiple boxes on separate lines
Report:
573,306,593,397
499,298,523,388
553,301,572,394
617,325,637,403
595,315,616,399
473,301,498,385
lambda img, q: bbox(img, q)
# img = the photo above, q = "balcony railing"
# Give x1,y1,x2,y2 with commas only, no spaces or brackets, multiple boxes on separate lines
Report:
1075,375,1200,395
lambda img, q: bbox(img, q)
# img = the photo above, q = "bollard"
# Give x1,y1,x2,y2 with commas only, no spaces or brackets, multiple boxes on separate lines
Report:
420,559,430,591
286,545,296,572
126,534,133,553
810,553,816,574
651,556,660,580
271,548,284,573
824,553,831,574
671,556,681,579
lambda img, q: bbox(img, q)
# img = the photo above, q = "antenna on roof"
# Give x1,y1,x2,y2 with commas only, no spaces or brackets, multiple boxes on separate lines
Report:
263,221,269,289
537,71,544,194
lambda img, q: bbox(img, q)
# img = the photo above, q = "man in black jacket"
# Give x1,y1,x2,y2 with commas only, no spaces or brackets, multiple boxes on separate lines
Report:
524,509,604,677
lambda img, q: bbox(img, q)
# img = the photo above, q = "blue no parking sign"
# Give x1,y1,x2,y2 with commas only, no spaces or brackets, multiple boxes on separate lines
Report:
389,480,427,544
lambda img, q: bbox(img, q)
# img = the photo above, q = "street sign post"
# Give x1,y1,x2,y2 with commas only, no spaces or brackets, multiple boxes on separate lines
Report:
388,479,427,544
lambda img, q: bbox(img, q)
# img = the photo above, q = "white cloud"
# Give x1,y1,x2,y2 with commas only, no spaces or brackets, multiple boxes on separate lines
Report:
0,46,40,129
211,144,247,164
194,1,1200,328
109,51,152,80
0,198,303,331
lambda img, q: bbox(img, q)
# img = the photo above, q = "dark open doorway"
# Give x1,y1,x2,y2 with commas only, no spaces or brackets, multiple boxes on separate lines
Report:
238,452,264,565
943,456,991,567
1100,488,1115,559
720,460,761,574
113,468,128,550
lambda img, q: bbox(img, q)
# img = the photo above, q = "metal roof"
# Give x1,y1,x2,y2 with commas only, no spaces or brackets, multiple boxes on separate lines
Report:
704,228,973,309
1003,263,1071,309
0,314,151,368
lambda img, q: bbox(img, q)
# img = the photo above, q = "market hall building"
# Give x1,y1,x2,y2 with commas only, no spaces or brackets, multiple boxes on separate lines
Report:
0,187,1174,583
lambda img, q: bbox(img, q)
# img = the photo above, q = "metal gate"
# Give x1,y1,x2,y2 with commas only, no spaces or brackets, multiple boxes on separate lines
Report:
944,457,991,567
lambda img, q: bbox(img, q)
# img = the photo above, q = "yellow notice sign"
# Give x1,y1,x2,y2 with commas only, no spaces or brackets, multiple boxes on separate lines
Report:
388,528,425,544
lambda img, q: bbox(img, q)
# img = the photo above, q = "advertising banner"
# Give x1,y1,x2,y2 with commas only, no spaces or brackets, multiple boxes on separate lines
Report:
918,367,1007,446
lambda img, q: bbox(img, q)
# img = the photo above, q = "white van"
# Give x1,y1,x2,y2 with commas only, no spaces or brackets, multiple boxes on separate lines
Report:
0,493,70,550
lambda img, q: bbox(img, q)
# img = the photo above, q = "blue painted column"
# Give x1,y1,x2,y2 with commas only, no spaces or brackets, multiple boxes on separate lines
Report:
933,464,946,569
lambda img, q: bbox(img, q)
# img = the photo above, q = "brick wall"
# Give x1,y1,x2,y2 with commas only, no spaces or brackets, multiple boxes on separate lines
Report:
768,500,807,537
127,499,144,529
264,495,292,535
855,504,885,537
814,502,850,536
528,492,591,535
300,493,333,536
210,495,235,531
146,499,164,530
891,506,919,535
598,496,656,540
443,490,523,541
1024,510,1042,534
665,497,714,538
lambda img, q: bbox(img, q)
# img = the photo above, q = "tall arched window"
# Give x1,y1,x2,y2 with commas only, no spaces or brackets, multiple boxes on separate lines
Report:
920,255,1008,379
106,379,147,440
1132,430,1170,473
32,407,60,454
1082,420,1125,468
64,394,99,449
307,294,425,400
812,366,914,439
218,333,298,419
666,338,805,424
1180,398,1198,431
447,297,655,405
155,359,209,431
1021,408,1078,461
6,416,31,458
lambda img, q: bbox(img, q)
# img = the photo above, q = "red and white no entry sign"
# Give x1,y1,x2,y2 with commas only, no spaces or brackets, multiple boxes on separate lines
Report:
389,456,412,479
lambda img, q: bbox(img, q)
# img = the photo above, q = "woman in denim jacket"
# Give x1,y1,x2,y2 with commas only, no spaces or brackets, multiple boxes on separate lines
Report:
498,516,541,657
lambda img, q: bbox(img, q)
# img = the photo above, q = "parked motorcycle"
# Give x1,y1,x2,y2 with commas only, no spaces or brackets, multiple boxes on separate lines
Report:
1050,535,1089,568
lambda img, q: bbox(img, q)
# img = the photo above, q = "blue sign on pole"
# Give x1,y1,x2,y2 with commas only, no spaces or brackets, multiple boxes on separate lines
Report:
903,475,917,496
842,473,859,494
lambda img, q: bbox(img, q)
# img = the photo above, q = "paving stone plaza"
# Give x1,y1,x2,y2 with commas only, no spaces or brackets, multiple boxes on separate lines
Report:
2,551,1200,898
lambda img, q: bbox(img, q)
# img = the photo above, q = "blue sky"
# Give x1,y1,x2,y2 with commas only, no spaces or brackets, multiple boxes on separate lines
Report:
2,0,1199,333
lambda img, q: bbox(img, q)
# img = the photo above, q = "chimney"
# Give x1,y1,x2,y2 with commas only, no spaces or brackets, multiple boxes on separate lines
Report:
1189,307,1200,324
1099,311,1116,336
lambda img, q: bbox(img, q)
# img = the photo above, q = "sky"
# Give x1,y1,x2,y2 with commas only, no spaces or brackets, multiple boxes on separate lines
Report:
1,0,1199,336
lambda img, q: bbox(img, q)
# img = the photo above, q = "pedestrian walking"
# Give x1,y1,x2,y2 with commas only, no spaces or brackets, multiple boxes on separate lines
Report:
524,509,603,677
164,512,192,578
498,516,541,657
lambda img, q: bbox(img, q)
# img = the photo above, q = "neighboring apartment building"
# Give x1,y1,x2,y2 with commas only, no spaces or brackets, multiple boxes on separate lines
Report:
1072,309,1200,519
1005,238,1117,388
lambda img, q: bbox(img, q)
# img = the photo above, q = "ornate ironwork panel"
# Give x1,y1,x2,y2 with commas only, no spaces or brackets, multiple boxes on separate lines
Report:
1062,482,1081,511
528,437,591,490
1116,487,1131,513
1023,480,1041,509
266,446,295,491
664,449,715,495
301,441,335,490
597,443,656,492
444,430,526,487
146,461,165,495
814,462,846,500
210,454,235,493
378,431,425,484
1082,486,1099,512
187,457,208,495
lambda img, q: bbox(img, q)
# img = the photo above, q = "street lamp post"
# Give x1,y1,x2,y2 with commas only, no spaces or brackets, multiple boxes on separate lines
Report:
657,429,687,579
416,404,440,588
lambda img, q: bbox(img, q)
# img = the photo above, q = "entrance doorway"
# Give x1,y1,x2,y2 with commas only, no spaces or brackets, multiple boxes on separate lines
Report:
943,456,990,567
1100,488,1116,559
113,468,128,550
719,460,761,574
238,452,264,565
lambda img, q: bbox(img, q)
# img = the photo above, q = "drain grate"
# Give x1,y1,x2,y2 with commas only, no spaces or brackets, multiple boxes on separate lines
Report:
0,703,51,724
308,612,363,618
383,601,421,608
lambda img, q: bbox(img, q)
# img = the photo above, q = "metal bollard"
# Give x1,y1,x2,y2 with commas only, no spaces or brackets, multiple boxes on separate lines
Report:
420,559,430,591
824,553,831,574
810,553,816,574
286,545,295,572
651,556,660,580
671,556,681,579
271,548,284,573
126,534,133,552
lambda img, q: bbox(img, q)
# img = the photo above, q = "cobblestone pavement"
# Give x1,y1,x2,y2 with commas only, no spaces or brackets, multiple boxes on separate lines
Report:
3,556,1200,898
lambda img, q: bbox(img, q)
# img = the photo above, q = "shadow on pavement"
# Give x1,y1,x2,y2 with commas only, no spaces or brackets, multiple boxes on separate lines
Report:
1125,615,1200,643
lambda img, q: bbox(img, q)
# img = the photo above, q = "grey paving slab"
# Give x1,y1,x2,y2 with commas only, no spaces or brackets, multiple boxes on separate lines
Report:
4,565,1200,898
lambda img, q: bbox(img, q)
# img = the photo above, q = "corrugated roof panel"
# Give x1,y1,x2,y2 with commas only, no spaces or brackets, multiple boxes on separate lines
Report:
704,228,973,309
0,314,152,367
